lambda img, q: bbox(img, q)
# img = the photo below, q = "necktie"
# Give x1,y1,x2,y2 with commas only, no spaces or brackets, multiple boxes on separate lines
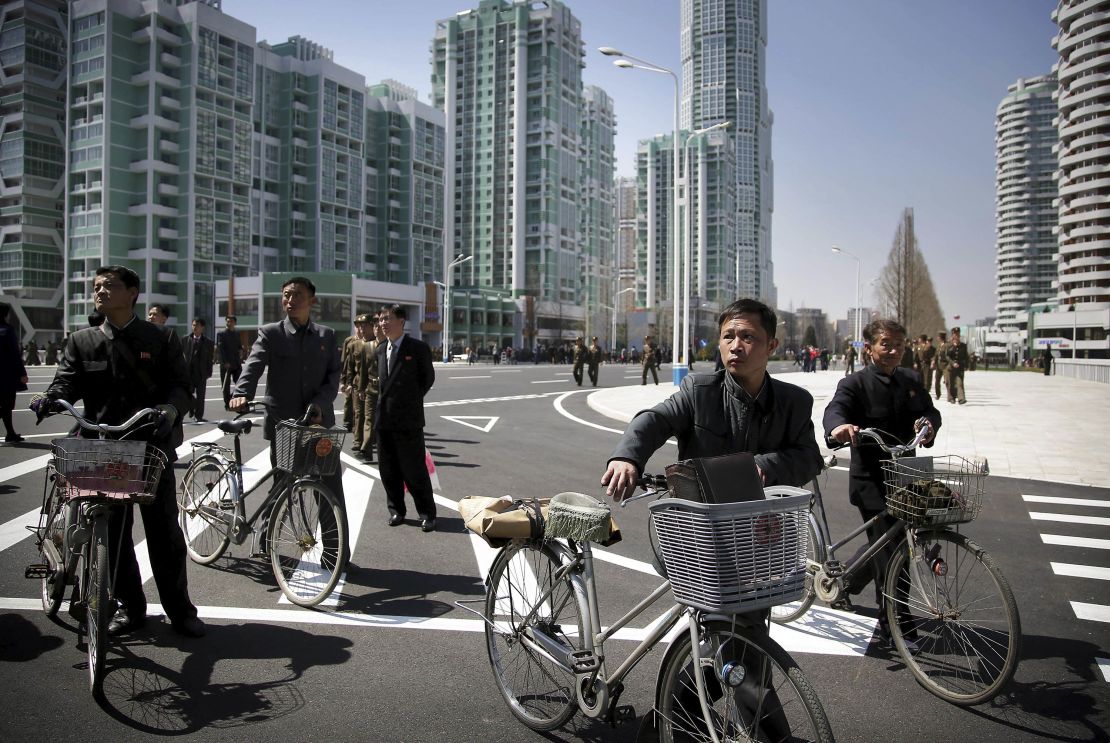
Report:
387,342,395,375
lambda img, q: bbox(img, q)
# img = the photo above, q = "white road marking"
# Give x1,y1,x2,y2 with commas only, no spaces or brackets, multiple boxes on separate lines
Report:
0,454,52,485
1072,602,1110,623
441,416,499,433
1041,534,1110,550
1030,512,1110,527
1052,563,1110,581
448,375,492,380
531,380,570,384
0,508,41,553
490,369,522,373
552,390,677,444
1098,657,1110,682
1023,494,1110,508
426,392,564,407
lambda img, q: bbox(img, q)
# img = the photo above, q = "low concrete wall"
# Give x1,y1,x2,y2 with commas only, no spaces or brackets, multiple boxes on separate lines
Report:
1054,358,1110,383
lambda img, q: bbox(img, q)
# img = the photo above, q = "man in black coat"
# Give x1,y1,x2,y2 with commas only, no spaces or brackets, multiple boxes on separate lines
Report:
375,303,437,532
822,318,941,643
182,317,214,421
40,265,204,637
216,316,243,410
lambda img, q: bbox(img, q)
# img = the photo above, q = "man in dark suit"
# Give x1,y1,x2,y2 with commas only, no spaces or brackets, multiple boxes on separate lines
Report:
375,303,437,532
182,317,214,421
216,316,242,410
38,265,204,637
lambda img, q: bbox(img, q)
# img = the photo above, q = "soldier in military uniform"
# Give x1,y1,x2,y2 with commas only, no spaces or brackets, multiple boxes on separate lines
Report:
945,327,969,404
587,336,602,386
641,335,659,385
356,312,383,460
932,330,949,401
914,334,936,396
844,342,857,375
340,315,367,449
572,337,587,386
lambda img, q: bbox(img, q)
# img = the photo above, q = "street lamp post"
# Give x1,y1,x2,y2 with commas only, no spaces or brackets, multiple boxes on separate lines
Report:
442,253,473,363
610,286,635,357
432,280,446,358
600,46,682,384
681,121,731,371
831,245,861,346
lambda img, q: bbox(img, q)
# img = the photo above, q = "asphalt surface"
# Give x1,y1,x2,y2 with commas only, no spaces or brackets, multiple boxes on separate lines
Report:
1,361,1107,742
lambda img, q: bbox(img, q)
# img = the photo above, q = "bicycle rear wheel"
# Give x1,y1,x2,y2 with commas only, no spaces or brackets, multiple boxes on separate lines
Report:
178,454,233,565
771,519,818,624
884,530,1021,706
39,482,67,616
269,480,347,606
657,619,835,743
484,540,586,732
86,516,111,698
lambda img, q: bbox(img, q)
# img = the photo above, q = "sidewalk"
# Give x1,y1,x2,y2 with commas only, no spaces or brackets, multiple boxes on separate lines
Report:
587,368,1110,488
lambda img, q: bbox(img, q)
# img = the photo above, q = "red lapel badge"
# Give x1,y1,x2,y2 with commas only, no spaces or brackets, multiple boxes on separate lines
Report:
140,351,151,360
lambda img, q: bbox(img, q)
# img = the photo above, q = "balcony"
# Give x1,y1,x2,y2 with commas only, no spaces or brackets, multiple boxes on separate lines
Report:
157,227,179,239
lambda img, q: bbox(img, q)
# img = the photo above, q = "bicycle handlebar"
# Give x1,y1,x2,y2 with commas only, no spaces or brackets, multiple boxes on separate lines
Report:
618,473,669,508
31,395,162,437
827,418,932,455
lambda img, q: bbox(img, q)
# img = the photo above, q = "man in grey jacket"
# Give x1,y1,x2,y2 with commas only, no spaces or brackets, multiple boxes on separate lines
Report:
603,298,821,500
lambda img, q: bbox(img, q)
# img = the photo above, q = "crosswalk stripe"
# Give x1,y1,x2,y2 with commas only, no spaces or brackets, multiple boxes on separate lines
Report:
1023,494,1110,508
1072,602,1110,623
1098,657,1110,683
1030,512,1110,527
0,508,41,553
0,454,51,485
1051,562,1110,581
1041,533,1110,550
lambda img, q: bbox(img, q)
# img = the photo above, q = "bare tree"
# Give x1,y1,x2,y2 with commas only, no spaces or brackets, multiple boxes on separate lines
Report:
875,208,946,337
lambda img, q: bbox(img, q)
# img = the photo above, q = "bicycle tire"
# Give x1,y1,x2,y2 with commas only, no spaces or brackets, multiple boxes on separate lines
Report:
86,516,111,698
269,480,347,606
657,619,835,743
484,540,587,732
770,519,818,624
178,454,233,565
884,530,1021,706
39,482,67,617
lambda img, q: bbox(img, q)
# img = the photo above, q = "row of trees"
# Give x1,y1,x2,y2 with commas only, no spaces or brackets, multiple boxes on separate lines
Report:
874,207,946,338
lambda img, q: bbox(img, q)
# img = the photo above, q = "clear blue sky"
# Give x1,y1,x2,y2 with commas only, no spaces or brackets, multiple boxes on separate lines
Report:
228,0,1059,325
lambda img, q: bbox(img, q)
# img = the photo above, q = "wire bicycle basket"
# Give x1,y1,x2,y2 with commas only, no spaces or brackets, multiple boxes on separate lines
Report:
50,438,167,504
649,493,812,614
882,454,987,527
273,420,346,475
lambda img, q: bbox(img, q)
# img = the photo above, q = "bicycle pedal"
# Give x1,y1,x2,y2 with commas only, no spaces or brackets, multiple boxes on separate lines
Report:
569,649,600,673
24,564,49,580
823,560,844,577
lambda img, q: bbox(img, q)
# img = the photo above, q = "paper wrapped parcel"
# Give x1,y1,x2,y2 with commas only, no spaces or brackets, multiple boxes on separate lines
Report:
459,494,621,548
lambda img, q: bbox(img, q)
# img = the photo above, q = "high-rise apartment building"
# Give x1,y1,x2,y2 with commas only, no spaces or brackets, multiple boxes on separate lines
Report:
994,75,1058,330
0,1,68,343
579,85,616,342
1052,0,1110,308
680,0,775,306
365,81,446,287
615,176,637,309
432,0,613,347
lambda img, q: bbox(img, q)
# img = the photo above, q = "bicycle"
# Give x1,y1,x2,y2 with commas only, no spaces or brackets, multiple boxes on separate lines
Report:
175,401,348,607
770,424,1021,706
460,482,835,743
24,398,168,698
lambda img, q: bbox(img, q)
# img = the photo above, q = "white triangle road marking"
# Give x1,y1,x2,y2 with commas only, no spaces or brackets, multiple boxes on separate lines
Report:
441,415,499,433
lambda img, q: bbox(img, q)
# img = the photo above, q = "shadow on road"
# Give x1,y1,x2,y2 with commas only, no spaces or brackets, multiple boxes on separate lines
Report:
337,564,483,617
98,622,353,735
0,612,65,661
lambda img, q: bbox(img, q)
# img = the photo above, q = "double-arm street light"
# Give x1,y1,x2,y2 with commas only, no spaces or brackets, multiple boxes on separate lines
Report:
831,245,861,346
681,121,731,369
609,286,636,354
442,253,473,362
599,45,682,383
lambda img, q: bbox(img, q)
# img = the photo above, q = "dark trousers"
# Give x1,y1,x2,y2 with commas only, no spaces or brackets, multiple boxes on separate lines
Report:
588,364,599,386
111,466,197,623
378,428,435,520
189,377,208,420
573,362,585,386
220,364,241,408
847,505,900,608
642,364,658,385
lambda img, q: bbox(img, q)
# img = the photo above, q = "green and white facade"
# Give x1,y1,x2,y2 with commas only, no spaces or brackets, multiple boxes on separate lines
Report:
432,0,615,348
0,0,68,343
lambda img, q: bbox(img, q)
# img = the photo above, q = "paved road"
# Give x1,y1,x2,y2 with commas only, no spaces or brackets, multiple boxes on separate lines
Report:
1,362,1107,742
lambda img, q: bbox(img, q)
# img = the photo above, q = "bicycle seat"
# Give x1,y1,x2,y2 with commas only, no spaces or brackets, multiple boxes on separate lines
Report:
218,419,253,435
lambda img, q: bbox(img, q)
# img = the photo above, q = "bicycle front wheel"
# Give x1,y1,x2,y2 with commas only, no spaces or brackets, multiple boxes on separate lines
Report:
484,540,587,732
771,519,818,624
884,530,1021,706
269,480,347,606
86,516,111,698
657,619,835,743
39,482,67,616
178,454,233,565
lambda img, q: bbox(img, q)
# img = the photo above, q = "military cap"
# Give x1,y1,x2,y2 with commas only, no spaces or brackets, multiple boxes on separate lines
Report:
591,336,598,341
355,314,371,324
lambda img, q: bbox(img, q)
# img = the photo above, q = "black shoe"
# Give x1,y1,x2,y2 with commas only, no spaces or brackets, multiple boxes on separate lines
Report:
388,514,404,527
421,518,436,533
108,609,146,636
4,434,24,443
172,616,206,638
